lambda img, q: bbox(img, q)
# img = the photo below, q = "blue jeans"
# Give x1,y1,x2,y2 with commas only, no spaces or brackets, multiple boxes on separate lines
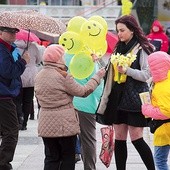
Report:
154,145,170,170
75,135,81,154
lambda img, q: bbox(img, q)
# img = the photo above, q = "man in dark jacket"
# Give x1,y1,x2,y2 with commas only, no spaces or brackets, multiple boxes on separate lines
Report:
0,26,30,170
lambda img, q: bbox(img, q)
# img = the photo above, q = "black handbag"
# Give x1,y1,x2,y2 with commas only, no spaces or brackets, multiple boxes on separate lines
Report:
148,119,170,133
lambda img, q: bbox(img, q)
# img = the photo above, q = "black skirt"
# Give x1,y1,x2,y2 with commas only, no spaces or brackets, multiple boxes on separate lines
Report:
113,110,148,127
107,82,148,127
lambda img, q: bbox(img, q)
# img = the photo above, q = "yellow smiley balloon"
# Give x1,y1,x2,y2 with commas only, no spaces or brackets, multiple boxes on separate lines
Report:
80,20,106,52
94,40,108,58
67,16,87,33
89,15,108,34
80,20,105,40
59,31,84,54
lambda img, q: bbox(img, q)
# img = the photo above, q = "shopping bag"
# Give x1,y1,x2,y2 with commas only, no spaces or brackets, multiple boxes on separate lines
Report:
99,126,114,168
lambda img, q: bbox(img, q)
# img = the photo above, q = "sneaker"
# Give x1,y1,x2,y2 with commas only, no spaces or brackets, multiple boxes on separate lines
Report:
75,154,81,163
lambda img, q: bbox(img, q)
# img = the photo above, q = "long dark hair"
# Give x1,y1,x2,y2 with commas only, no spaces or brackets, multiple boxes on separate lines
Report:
115,15,154,54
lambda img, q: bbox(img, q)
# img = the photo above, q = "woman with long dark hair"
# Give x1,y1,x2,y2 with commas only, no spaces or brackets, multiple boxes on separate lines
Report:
97,15,155,169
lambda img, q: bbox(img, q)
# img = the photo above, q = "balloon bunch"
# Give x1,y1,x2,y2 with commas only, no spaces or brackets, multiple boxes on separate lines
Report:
121,0,133,16
59,15,108,79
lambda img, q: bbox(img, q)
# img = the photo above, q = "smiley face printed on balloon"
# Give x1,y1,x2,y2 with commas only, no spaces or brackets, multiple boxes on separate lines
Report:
80,20,106,53
59,31,84,54
80,20,105,40
89,15,108,35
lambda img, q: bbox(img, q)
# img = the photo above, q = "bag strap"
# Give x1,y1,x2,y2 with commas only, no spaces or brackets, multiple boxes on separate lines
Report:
153,119,170,124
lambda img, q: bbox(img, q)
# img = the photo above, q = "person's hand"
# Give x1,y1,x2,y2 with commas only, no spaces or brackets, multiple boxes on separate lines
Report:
96,67,106,78
91,54,99,62
22,50,30,64
117,65,127,74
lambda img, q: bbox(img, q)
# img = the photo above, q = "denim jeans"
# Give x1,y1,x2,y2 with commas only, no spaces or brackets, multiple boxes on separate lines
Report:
75,135,81,154
154,145,170,170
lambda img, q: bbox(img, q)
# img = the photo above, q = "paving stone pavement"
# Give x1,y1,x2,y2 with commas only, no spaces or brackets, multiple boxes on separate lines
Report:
11,101,170,170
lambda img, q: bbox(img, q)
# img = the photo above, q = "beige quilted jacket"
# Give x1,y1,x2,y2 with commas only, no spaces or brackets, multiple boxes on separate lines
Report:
35,62,101,138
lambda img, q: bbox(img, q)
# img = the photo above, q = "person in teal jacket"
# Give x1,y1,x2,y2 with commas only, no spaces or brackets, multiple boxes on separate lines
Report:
65,53,104,170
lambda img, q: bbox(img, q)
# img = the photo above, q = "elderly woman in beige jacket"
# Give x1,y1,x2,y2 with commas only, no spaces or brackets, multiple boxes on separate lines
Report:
35,44,105,170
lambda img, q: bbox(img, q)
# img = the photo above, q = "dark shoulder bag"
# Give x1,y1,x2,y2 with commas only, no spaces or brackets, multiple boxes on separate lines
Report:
148,119,170,133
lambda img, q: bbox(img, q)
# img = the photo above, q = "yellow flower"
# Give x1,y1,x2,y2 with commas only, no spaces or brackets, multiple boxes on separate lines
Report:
111,52,137,83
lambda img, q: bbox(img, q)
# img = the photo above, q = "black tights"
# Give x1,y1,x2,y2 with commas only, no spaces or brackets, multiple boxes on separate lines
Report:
114,138,155,170
114,140,127,170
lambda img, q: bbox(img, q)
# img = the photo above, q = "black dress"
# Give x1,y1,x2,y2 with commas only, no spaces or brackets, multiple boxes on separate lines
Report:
104,36,149,127
109,82,148,127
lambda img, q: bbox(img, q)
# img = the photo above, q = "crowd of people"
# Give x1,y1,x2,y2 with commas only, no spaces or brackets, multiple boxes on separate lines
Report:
0,13,170,170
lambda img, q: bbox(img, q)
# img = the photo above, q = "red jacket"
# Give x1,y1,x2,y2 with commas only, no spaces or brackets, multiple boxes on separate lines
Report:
147,20,169,52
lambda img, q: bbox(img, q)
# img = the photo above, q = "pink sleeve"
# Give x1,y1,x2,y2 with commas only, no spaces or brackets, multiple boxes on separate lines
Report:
142,104,169,120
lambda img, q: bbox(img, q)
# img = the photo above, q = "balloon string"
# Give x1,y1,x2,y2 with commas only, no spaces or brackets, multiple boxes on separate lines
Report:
83,46,104,68
84,45,93,54
97,60,103,69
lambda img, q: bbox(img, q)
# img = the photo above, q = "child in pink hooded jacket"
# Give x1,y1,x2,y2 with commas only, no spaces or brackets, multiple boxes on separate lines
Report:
142,51,170,170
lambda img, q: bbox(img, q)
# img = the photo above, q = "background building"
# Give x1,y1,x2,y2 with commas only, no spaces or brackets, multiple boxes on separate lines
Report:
1,0,116,5
0,0,169,34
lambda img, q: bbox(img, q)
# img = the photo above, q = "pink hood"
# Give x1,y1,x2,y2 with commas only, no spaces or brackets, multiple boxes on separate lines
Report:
148,51,170,82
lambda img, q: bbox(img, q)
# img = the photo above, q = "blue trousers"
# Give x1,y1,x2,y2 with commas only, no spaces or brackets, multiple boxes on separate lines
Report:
154,145,170,170
75,135,81,154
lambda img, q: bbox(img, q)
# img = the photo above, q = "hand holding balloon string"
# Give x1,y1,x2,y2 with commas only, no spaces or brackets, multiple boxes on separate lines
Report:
91,53,104,69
